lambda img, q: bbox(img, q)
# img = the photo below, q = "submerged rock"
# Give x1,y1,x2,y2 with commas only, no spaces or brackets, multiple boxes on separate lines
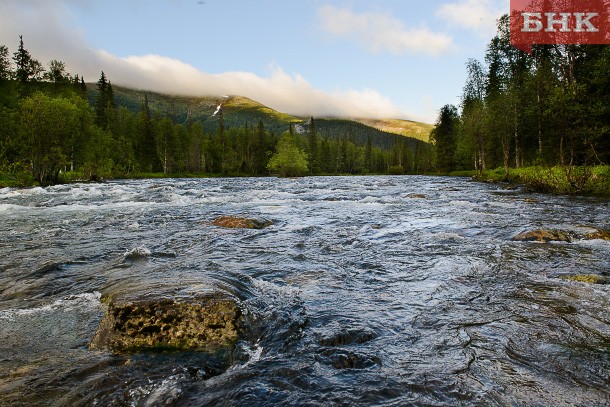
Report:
513,229,573,243
405,194,427,199
583,228,610,241
559,274,608,284
212,216,272,230
513,227,610,243
90,295,241,353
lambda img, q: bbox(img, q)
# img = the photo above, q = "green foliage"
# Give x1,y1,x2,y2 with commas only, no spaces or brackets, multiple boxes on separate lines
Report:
267,133,308,177
476,166,610,196
18,92,92,184
0,41,443,186
432,14,610,193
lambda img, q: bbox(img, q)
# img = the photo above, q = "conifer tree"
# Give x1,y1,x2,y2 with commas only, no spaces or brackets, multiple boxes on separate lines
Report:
138,94,161,172
430,104,459,173
95,71,109,128
80,76,87,96
0,45,10,81
253,120,268,174
308,117,320,174
365,135,372,173
12,36,42,83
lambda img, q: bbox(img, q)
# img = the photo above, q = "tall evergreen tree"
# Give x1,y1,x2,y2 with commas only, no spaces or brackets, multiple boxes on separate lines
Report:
253,120,268,174
138,94,161,172
308,117,320,174
95,71,109,128
430,104,459,172
12,36,42,83
364,135,372,173
0,45,11,81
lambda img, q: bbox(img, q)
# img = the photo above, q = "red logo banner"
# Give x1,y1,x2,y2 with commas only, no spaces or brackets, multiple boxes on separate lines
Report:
510,0,610,53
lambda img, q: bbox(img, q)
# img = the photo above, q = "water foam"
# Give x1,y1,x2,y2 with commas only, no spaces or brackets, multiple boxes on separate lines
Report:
0,292,102,321
124,246,152,260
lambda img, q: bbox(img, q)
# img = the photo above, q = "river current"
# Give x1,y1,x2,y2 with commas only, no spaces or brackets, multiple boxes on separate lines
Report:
0,176,609,406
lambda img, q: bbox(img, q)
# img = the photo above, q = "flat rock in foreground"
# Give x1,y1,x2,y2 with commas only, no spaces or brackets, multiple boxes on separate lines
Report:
90,295,241,353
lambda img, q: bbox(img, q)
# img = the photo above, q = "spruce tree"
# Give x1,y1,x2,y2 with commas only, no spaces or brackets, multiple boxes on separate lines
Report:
254,120,267,174
138,94,161,172
365,135,372,173
430,104,459,173
80,76,87,96
308,117,320,174
0,45,10,81
95,71,109,128
13,36,33,82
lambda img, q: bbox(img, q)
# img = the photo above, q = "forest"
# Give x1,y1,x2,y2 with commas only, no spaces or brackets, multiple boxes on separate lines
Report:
0,36,433,187
430,15,610,193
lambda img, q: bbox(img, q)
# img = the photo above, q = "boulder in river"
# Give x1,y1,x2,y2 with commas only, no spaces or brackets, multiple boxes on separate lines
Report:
513,227,610,243
90,294,241,353
512,229,573,243
582,228,610,241
212,216,272,230
559,274,608,284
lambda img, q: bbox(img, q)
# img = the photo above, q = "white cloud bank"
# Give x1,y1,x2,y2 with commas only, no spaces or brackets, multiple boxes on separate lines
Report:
436,0,508,37
317,5,453,56
0,0,416,120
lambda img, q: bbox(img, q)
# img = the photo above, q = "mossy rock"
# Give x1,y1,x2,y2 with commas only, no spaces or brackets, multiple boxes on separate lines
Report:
90,295,241,353
513,229,573,243
212,216,272,230
559,274,608,284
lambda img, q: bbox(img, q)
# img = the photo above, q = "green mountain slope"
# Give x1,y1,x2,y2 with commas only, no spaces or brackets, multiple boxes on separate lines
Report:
355,118,434,143
89,85,432,149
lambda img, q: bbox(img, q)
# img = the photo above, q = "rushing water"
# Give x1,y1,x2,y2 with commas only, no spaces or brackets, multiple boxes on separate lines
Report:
0,176,609,406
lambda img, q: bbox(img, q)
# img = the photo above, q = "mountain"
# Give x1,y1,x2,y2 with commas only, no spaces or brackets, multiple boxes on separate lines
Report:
355,118,434,143
89,85,432,149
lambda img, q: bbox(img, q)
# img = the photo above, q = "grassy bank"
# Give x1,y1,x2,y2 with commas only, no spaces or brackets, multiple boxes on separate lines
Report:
473,166,610,196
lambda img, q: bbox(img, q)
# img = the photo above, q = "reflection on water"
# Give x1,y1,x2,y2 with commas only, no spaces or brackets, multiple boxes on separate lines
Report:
0,176,609,406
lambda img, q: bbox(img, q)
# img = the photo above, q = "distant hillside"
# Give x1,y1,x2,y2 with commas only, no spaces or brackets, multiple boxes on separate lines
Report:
87,85,298,134
304,118,427,151
88,85,432,149
355,118,434,143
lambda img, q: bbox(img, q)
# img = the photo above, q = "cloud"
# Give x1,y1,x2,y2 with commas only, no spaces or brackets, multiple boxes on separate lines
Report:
317,5,453,56
0,0,413,119
436,0,508,36
96,53,406,118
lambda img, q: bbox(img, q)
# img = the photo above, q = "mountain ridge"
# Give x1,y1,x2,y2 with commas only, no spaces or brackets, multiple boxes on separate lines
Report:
89,84,433,148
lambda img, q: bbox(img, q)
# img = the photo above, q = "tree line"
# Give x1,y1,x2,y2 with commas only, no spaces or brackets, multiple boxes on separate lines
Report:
431,15,610,174
0,36,434,186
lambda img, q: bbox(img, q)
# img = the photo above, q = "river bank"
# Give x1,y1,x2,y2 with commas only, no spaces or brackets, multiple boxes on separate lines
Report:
451,166,610,196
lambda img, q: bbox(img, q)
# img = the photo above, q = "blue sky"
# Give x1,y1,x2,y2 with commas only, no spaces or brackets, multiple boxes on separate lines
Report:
0,0,509,123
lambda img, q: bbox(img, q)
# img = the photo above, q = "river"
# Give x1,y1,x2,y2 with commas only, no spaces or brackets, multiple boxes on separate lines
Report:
0,176,609,406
